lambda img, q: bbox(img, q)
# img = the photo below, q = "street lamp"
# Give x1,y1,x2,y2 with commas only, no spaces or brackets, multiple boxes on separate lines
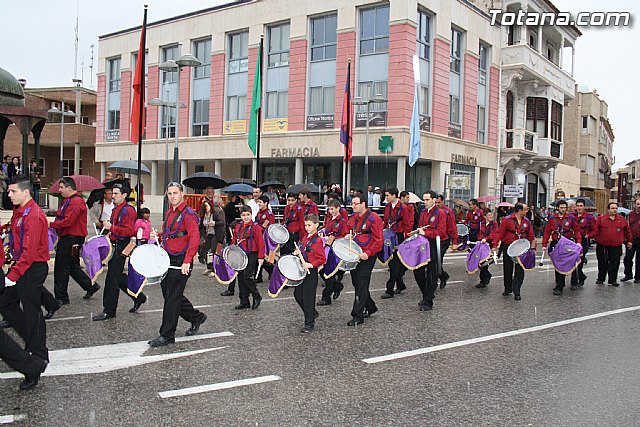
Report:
48,101,76,178
352,93,388,193
158,53,201,182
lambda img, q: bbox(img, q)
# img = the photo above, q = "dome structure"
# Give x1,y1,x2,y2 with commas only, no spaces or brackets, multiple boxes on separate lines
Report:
0,66,25,107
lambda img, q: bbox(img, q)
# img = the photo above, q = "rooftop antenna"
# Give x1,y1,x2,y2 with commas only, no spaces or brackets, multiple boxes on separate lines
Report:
89,44,94,88
74,0,80,80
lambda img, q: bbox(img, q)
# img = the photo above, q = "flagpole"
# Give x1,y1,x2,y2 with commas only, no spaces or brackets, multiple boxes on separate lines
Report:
255,35,264,184
342,59,351,202
136,5,147,215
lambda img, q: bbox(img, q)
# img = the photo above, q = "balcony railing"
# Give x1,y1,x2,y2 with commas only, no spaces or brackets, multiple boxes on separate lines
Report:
551,141,561,158
504,128,537,153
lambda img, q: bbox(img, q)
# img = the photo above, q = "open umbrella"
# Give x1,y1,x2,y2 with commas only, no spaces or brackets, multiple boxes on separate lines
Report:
497,202,514,208
183,172,227,190
108,160,150,175
258,180,285,190
407,192,421,204
288,183,322,194
477,195,499,203
49,175,104,193
227,178,256,187
618,207,631,215
453,199,470,210
223,183,254,195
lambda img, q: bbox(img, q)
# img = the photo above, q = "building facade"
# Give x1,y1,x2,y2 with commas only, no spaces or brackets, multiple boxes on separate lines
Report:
95,0,508,208
563,85,614,213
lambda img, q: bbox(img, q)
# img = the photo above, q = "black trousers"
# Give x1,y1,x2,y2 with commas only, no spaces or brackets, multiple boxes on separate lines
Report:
571,239,590,285
439,239,451,282
294,268,318,326
623,238,640,280
54,235,93,302
280,232,299,256
596,244,622,284
350,256,377,321
501,243,525,296
0,328,46,378
321,273,344,302
41,287,59,312
0,262,49,361
479,265,492,285
238,252,260,305
414,239,439,307
103,239,142,316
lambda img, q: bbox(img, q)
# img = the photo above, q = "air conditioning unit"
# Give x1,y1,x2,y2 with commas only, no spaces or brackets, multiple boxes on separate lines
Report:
50,101,60,110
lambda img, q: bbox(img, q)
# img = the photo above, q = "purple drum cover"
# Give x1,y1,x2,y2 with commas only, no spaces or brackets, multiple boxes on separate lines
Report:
48,228,58,255
548,236,583,275
264,229,280,263
378,229,398,265
213,253,238,285
456,234,469,251
397,235,431,270
516,248,537,271
81,236,113,284
268,264,289,298
126,264,147,297
322,245,341,279
466,242,492,274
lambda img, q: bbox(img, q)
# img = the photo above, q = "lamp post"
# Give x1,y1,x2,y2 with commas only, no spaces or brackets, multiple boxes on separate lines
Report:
48,101,76,178
158,53,201,182
352,93,387,192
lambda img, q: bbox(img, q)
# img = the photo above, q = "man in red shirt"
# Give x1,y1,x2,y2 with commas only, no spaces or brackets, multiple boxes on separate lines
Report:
93,183,147,320
381,187,414,299
464,198,485,243
622,198,640,283
435,195,459,289
345,194,383,326
542,199,582,295
570,198,596,287
299,189,319,218
587,202,633,286
491,203,536,300
255,195,275,282
282,193,303,256
50,177,101,304
148,183,207,347
0,176,50,389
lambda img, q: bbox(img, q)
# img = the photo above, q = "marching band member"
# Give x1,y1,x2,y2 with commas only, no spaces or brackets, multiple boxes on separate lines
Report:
299,188,319,217
293,214,326,333
491,203,535,300
233,206,265,310
282,193,303,256
587,202,632,287
0,176,50,389
570,198,595,287
435,195,459,289
49,176,101,304
317,199,347,305
345,194,383,326
148,183,207,347
255,195,276,282
381,187,414,298
327,192,349,220
93,183,147,321
622,198,640,283
464,198,485,243
414,191,447,311
476,211,497,288
542,199,581,295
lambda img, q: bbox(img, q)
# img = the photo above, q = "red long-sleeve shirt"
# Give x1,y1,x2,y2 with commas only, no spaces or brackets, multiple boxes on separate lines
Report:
339,207,349,221
161,201,200,264
299,201,319,231
347,209,384,258
442,206,459,244
233,221,265,259
464,208,485,233
384,201,414,236
588,214,632,247
108,202,136,242
491,215,535,249
542,214,582,246
479,220,498,244
283,204,303,233
300,231,326,268
571,212,596,239
628,211,640,239
49,193,88,237
323,214,347,238
256,208,275,230
7,199,49,282
417,206,448,240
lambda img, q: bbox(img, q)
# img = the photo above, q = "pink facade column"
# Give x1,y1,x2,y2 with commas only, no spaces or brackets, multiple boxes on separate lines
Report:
146,65,159,140
462,53,478,142
246,46,259,130
431,38,450,136
96,75,106,143
487,66,499,147
119,70,131,141
334,31,356,129
387,23,416,127
178,67,191,138
288,39,307,131
210,53,226,136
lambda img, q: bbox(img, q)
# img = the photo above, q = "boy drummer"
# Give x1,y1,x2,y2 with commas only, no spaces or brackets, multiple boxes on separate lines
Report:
232,206,264,310
317,199,347,305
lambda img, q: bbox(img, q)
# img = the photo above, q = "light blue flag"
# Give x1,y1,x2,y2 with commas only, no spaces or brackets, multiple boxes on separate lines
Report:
408,88,420,167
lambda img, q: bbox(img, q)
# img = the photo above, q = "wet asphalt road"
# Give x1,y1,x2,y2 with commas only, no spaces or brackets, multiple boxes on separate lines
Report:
1,249,640,426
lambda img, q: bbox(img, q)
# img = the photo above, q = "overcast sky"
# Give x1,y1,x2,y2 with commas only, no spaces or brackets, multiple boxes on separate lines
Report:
1,0,637,169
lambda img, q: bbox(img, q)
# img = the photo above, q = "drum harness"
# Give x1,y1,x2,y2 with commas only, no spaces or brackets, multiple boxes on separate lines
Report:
9,207,31,262
162,205,197,256
56,193,81,221
110,204,136,242
325,215,344,237
300,233,320,262
385,203,404,232
551,215,575,247
236,222,255,253
353,210,373,248
284,205,299,227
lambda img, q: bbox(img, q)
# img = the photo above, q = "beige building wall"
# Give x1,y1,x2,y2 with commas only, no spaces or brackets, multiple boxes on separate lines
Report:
555,163,581,198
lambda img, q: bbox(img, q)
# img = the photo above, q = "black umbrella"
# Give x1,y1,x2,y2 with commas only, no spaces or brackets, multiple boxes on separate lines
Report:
223,183,254,195
550,197,596,208
258,180,285,190
287,183,322,194
227,178,256,187
86,188,104,208
182,172,227,190
108,160,151,175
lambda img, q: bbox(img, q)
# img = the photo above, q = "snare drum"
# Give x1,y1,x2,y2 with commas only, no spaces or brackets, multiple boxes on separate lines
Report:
397,234,431,270
466,241,493,274
548,236,583,275
265,224,289,263
223,245,249,271
332,238,363,271
81,235,113,284
377,229,398,266
129,243,171,285
277,255,307,287
456,223,469,251
507,239,536,271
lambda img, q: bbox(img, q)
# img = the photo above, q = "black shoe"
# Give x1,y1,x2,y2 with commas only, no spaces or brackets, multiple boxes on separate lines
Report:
317,300,331,306
514,295,522,301
186,314,207,336
439,279,447,290
419,304,433,311
148,335,175,347
609,282,620,287
418,300,424,306
129,293,147,313
252,294,262,309
634,279,640,284
83,284,101,300
595,280,604,285
198,257,206,265
347,318,364,326
0,319,9,328
553,289,562,295
570,285,577,290
221,290,234,296
621,276,633,282
502,291,512,296
314,310,319,319
475,283,487,288
235,303,251,310
92,312,115,321
44,303,61,320
363,307,377,318
381,292,394,299
19,376,40,391
333,287,342,300
56,299,70,306
394,284,407,294
301,325,314,333
578,280,585,286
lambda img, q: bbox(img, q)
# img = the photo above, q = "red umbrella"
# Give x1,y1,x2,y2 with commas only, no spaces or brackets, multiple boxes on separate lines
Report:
477,195,499,203
49,175,104,193
497,202,514,208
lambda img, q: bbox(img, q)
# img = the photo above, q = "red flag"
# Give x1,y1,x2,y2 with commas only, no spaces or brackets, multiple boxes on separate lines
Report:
340,61,352,162
130,9,147,144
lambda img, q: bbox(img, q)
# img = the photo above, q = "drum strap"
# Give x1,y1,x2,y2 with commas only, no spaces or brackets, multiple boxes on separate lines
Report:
163,206,196,256
301,235,319,260
353,210,373,247
304,202,316,216
56,194,80,221
629,213,640,231
285,206,297,225
237,223,254,252
512,217,523,239
421,207,440,230
328,216,343,236
554,216,574,240
110,204,135,240
9,207,31,260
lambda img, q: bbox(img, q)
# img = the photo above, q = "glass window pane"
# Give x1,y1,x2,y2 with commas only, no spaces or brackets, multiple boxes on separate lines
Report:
269,26,280,52
325,15,337,43
228,96,238,121
323,86,335,113
278,91,288,117
375,6,389,36
309,87,321,114
311,47,324,62
361,9,375,38
375,37,389,53
360,40,374,55
325,44,336,60
281,24,290,51
312,18,324,46
238,96,246,120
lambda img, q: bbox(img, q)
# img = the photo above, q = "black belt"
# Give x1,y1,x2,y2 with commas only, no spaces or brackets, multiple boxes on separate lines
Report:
167,231,188,239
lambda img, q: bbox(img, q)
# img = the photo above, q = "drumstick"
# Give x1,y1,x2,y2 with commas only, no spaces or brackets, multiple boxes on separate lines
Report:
254,264,262,280
294,242,310,275
539,249,545,266
93,223,99,237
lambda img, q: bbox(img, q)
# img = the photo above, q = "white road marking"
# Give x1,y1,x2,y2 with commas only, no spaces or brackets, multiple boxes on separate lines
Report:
46,316,85,322
0,415,26,424
0,332,233,378
158,375,281,399
362,305,640,364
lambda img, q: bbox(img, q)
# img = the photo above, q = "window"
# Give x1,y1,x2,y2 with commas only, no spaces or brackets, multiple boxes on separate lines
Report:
229,32,249,73
162,45,179,83
308,86,335,115
581,115,588,134
550,101,562,141
449,95,460,124
161,45,179,138
477,106,486,144
526,97,548,138
310,15,337,61
416,10,431,60
580,155,595,175
160,107,176,138
449,163,476,200
478,43,488,85
226,95,246,121
546,42,556,64
268,23,290,67
450,29,462,73
266,91,288,118
528,29,537,50
107,110,120,131
108,58,121,92
360,5,389,55
192,99,209,136
419,85,429,115
193,39,211,79
356,81,388,112
62,159,83,176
